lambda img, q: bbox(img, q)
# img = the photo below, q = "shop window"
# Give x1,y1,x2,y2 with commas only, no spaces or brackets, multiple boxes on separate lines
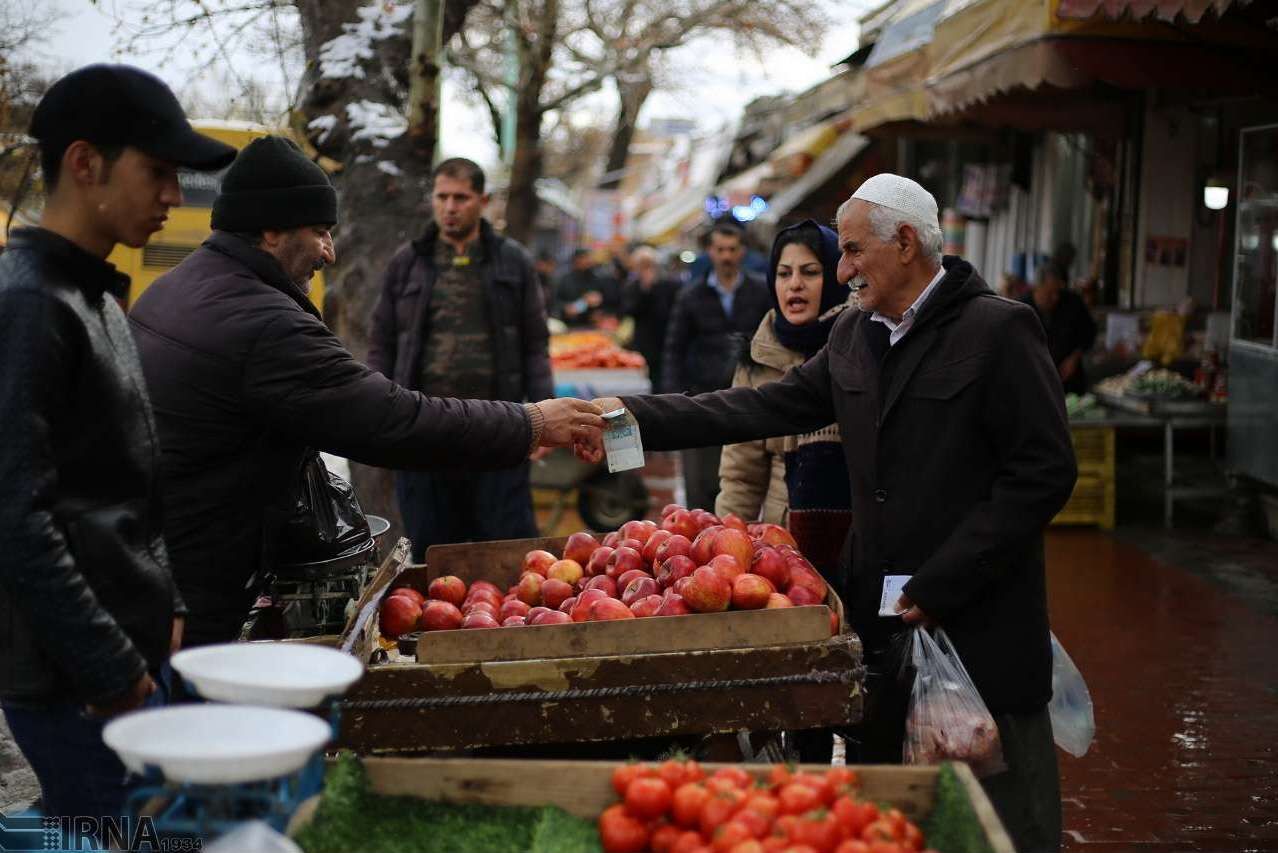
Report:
1233,124,1278,348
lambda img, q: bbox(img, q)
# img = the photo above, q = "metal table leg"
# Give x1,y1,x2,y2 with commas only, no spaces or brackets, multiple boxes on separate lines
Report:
1164,419,1174,528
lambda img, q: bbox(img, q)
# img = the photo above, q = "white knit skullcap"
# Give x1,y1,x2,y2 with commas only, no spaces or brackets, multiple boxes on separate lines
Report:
850,173,938,226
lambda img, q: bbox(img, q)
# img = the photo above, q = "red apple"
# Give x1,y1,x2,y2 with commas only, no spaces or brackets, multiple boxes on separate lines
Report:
516,572,544,606
469,580,502,597
427,576,466,607
536,610,572,625
657,555,697,588
765,593,794,609
572,588,609,622
708,554,744,584
461,611,499,629
654,534,693,565
656,592,691,616
689,509,721,531
464,600,498,618
601,531,622,548
558,595,577,614
757,523,798,550
616,569,651,591
541,578,575,610
563,531,600,565
630,594,664,618
750,547,791,590
788,563,828,599
583,575,618,598
690,526,722,566
379,595,421,638
712,528,754,572
731,573,776,610
522,549,557,577
620,520,658,546
391,587,426,607
787,585,823,606
660,503,684,519
526,606,553,624
499,599,531,621
605,546,643,579
465,588,502,608
621,576,659,606
829,608,840,635
548,559,584,586
641,529,673,566
682,566,731,613
618,539,644,554
589,597,636,621
721,513,748,533
586,546,615,577
672,576,693,597
419,599,463,630
661,509,699,539
502,615,527,627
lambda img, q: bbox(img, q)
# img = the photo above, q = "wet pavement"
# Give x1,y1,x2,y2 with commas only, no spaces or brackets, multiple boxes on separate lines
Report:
1046,528,1278,852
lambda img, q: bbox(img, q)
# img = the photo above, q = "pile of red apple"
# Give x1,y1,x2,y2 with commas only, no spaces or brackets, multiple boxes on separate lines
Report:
377,505,835,638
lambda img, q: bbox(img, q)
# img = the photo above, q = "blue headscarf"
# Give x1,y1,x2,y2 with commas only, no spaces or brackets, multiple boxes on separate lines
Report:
766,219,847,357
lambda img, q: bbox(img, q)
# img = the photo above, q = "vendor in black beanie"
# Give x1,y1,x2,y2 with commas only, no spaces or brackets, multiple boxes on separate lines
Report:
129,136,604,648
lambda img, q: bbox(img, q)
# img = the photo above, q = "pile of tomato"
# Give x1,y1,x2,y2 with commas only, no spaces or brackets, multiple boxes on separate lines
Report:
598,760,934,853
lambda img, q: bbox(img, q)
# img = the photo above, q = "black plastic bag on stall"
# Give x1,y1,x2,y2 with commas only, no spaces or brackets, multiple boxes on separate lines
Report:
275,450,371,562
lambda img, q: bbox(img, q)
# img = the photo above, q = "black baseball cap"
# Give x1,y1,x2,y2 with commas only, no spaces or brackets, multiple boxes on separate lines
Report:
30,64,237,172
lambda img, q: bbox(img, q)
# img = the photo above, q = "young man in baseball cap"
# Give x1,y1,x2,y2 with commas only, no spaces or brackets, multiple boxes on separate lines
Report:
0,65,235,830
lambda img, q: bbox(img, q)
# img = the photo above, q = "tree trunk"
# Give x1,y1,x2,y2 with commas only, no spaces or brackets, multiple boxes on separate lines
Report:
504,99,544,246
294,0,477,545
599,73,652,190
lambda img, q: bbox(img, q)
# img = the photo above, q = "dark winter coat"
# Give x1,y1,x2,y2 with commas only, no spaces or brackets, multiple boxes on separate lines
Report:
368,220,553,404
621,275,681,388
660,270,771,394
129,232,533,646
0,228,183,705
623,257,1077,714
1019,288,1098,395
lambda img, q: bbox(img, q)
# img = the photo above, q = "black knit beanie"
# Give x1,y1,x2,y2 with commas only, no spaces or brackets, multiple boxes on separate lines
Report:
211,135,337,231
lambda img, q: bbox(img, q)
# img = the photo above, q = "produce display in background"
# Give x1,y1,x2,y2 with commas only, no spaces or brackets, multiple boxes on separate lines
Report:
1064,393,1101,419
1126,368,1202,400
377,506,837,638
552,342,647,370
598,759,935,853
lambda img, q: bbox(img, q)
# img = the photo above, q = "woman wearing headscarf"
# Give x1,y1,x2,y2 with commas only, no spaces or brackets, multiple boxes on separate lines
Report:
714,220,853,586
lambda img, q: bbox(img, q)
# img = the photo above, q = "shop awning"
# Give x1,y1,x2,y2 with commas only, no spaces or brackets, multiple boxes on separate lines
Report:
632,185,708,246
850,0,944,131
1056,0,1238,22
717,161,775,204
757,132,872,232
768,118,849,178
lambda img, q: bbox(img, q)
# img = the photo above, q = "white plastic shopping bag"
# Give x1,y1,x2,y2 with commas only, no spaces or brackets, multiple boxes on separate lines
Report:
1048,632,1095,757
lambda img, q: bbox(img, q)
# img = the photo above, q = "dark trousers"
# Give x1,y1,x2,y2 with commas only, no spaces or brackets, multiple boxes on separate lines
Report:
849,667,1061,853
3,666,170,824
396,463,538,562
680,446,722,513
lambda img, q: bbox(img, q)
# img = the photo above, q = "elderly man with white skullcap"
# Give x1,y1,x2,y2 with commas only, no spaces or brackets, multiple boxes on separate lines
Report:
589,173,1077,852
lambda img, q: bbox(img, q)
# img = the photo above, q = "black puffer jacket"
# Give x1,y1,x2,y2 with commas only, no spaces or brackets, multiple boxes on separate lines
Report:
129,232,534,646
0,228,182,705
368,220,553,403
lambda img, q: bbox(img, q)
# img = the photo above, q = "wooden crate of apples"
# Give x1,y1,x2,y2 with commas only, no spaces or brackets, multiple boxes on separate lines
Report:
377,504,841,653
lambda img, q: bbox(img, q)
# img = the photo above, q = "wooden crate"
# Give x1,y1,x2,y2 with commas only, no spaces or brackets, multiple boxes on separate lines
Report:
336,535,863,755
289,758,1014,853
1053,425,1116,529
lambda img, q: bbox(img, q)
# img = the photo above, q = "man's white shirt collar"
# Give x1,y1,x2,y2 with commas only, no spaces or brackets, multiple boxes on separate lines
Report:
870,265,946,346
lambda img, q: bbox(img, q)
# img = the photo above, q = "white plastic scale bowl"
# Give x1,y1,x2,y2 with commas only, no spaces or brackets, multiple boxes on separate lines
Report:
103,705,331,785
170,642,364,708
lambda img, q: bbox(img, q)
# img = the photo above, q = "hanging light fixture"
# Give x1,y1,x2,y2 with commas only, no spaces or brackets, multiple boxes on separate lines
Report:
1203,176,1229,211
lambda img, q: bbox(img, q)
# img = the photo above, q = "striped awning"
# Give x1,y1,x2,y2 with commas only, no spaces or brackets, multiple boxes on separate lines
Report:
1056,0,1239,22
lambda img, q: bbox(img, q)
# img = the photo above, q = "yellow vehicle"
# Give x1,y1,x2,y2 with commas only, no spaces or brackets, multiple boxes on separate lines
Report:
108,120,325,310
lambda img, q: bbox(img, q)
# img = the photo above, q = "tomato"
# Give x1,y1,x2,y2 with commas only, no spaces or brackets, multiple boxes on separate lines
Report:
653,822,684,853
711,821,757,853
832,797,878,838
731,807,771,839
833,842,870,853
772,815,799,840
790,773,835,806
791,812,841,853
777,783,821,816
700,790,746,837
762,838,789,853
883,809,908,833
625,776,674,820
901,823,925,851
598,803,651,853
708,777,746,797
861,820,900,844
612,763,650,798
743,792,781,822
729,841,767,853
867,843,903,853
825,767,860,793
672,830,707,853
778,845,819,853
767,765,794,790
682,760,707,784
673,782,712,828
712,766,754,790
